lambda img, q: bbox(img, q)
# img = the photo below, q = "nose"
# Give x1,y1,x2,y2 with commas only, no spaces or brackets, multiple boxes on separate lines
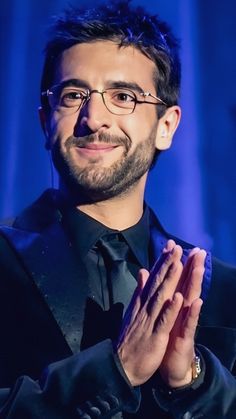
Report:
74,90,112,136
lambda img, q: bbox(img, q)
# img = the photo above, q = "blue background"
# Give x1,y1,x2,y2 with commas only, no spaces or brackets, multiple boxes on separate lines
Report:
0,0,235,264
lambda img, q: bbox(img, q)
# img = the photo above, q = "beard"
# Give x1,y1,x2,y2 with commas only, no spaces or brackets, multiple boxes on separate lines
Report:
51,125,158,203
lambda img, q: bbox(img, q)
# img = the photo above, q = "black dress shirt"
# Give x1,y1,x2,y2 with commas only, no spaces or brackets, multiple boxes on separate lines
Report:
61,206,150,350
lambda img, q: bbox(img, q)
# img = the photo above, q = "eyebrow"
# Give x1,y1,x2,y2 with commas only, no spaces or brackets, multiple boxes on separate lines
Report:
105,80,144,93
56,78,144,93
58,78,90,89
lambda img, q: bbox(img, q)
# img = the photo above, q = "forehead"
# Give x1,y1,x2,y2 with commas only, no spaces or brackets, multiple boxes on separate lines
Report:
54,40,156,90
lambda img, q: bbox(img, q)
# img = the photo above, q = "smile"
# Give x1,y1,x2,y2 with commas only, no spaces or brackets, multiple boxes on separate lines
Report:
75,143,120,154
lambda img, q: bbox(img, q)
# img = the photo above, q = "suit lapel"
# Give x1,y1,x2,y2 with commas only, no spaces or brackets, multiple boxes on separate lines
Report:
149,208,212,302
149,210,168,266
0,192,89,354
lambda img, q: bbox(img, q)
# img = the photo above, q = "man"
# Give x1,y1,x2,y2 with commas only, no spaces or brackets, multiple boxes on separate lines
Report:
0,2,235,418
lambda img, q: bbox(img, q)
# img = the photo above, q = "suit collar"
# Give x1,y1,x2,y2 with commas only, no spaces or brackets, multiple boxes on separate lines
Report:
2,190,90,354
61,204,150,268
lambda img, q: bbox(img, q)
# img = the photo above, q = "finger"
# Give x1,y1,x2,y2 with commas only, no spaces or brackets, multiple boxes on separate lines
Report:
148,258,183,318
189,247,201,257
153,292,184,335
163,239,176,253
129,269,149,317
141,245,183,305
175,247,200,294
138,268,149,289
122,269,149,328
181,298,203,340
177,249,206,300
182,250,206,305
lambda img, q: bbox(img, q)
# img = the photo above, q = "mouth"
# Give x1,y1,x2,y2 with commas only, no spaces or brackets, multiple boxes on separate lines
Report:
75,143,120,155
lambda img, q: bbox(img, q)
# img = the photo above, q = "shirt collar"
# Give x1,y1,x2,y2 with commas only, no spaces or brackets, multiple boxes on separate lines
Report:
121,206,149,268
61,205,150,268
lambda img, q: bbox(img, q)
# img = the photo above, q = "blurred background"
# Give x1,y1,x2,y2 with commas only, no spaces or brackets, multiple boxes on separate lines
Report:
0,0,235,264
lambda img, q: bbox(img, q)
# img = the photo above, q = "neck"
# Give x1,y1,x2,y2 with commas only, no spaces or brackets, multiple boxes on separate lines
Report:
79,191,144,230
59,176,147,230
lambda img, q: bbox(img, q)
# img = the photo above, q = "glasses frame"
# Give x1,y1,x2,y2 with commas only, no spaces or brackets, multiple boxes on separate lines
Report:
41,84,167,116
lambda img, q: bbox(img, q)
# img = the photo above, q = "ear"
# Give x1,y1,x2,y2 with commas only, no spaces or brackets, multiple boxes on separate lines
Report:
155,106,181,150
38,106,51,150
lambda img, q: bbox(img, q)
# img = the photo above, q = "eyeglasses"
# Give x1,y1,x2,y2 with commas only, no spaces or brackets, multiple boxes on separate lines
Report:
41,84,167,116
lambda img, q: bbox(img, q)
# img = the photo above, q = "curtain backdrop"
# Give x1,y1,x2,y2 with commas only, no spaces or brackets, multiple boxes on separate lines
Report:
0,0,235,264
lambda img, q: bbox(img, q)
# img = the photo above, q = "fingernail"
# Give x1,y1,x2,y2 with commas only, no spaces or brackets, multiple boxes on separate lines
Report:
163,240,176,253
189,247,200,256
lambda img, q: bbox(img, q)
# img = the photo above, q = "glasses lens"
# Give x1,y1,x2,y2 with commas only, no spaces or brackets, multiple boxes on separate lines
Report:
104,88,136,115
48,86,87,113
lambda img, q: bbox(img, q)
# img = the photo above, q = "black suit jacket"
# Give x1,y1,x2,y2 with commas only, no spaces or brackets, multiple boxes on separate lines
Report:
0,190,235,418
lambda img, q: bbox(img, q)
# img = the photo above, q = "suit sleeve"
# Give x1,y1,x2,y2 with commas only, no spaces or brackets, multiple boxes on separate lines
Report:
151,344,236,418
0,231,140,418
151,257,236,418
0,339,140,419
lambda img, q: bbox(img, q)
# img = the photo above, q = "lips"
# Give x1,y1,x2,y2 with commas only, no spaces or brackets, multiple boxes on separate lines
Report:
75,143,120,155
73,142,120,157
78,143,118,150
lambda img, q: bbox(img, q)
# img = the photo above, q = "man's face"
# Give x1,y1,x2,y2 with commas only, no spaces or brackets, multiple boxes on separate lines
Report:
44,41,163,201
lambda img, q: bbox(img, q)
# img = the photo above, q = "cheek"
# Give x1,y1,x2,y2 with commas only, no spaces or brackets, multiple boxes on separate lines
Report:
120,108,158,144
47,113,76,146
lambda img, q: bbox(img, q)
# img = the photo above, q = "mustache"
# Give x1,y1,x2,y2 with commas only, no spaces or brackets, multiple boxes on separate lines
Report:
65,133,132,153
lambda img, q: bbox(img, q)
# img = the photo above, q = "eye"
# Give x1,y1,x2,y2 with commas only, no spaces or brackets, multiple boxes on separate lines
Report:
110,89,136,106
115,92,135,102
59,89,87,107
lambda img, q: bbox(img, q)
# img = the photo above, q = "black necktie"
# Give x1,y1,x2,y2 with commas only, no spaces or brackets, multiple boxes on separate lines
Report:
97,234,137,309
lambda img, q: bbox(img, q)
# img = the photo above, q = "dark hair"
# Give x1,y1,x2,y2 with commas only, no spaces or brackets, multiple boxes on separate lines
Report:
40,1,181,116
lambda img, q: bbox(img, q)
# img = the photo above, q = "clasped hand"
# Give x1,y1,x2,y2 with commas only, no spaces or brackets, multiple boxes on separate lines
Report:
116,240,206,388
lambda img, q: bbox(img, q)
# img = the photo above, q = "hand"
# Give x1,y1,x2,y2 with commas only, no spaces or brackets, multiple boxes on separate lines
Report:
159,241,206,388
116,244,184,386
